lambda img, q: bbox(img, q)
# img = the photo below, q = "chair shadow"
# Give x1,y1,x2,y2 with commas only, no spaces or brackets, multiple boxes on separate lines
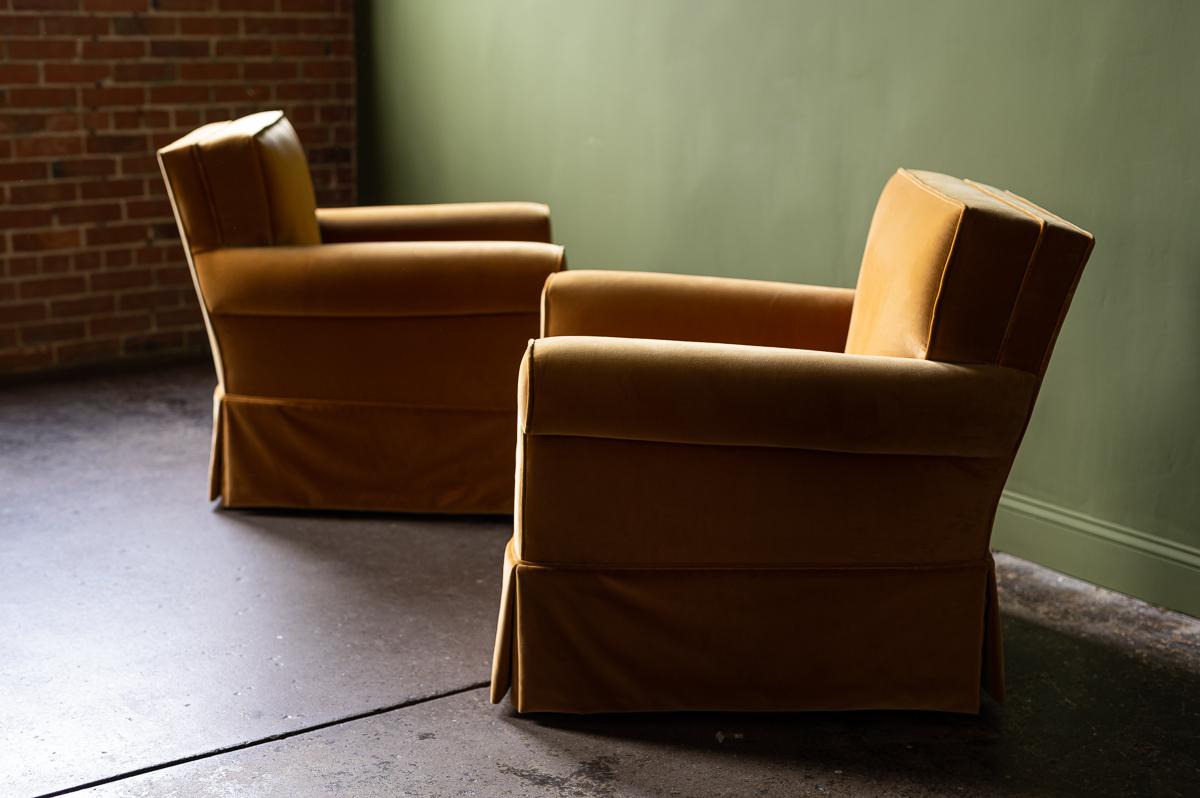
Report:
500,612,1200,798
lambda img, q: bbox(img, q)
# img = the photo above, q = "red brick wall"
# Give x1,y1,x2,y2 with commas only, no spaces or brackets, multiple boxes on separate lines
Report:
0,0,355,375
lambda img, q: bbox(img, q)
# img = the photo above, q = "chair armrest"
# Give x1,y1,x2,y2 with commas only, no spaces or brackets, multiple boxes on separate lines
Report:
541,270,855,351
316,202,552,244
521,336,1036,458
194,241,564,318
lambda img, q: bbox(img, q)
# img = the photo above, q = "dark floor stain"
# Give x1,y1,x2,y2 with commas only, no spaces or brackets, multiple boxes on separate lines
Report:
498,755,620,797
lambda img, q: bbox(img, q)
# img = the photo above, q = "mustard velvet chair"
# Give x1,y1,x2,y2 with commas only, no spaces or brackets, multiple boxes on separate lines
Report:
158,111,565,513
491,168,1094,713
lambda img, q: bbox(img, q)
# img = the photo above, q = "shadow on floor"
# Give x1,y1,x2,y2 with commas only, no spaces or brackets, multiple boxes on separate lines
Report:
501,613,1200,798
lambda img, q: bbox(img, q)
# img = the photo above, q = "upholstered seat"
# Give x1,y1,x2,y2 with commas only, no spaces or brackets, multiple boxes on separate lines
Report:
158,111,565,513
491,168,1094,713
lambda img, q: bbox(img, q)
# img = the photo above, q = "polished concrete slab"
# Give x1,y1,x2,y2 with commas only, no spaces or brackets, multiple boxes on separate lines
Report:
0,364,508,796
3,364,1199,797
80,553,1200,797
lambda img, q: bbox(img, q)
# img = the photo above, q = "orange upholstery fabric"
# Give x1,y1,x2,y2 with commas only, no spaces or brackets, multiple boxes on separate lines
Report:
159,111,564,512
317,202,552,244
492,168,1093,713
541,270,855,351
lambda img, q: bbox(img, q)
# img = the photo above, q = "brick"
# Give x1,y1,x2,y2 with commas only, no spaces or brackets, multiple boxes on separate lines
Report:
276,82,332,101
80,179,142,201
211,85,271,103
0,209,50,229
103,249,134,268
179,63,241,82
81,87,145,107
82,0,150,10
14,135,84,158
82,110,111,130
126,198,172,219
0,163,49,181
149,40,210,58
90,270,151,292
0,65,41,84
20,275,87,299
157,0,215,9
118,288,178,311
12,0,82,9
46,113,85,132
219,0,275,10
6,40,78,60
244,16,301,35
112,109,171,129
215,39,272,57
85,134,148,154
273,40,328,57
0,303,49,325
21,320,86,345
12,230,83,253
180,16,239,35
51,295,116,318
0,17,42,35
7,88,77,108
0,112,50,135
299,16,350,35
39,254,73,273
286,104,316,123
5,258,42,278
73,251,104,271
149,85,210,104
281,0,337,11
319,105,352,123
245,62,297,80
43,15,111,35
114,63,175,83
55,203,122,225
302,60,353,80
113,16,177,35
80,40,146,59
51,158,118,178
44,63,112,84
89,312,151,335
119,154,159,175
85,224,150,247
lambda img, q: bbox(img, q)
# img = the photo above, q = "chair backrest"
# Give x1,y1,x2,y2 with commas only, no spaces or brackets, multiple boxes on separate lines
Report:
158,110,320,254
845,169,1093,375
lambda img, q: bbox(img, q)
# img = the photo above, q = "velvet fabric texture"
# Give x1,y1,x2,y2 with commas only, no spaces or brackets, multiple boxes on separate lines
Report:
158,110,564,512
492,168,1094,713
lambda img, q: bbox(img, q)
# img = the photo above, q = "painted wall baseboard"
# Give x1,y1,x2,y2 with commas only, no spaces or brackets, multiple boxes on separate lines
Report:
993,491,1200,619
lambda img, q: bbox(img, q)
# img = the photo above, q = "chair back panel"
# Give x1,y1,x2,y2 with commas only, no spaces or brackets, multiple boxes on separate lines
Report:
845,169,1060,367
968,182,1095,376
158,110,320,253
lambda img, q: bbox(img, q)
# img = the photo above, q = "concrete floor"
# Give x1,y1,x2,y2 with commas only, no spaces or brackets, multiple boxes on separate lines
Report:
1,363,1197,798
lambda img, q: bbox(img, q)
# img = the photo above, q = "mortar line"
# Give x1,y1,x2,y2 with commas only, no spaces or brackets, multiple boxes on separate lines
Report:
31,680,491,798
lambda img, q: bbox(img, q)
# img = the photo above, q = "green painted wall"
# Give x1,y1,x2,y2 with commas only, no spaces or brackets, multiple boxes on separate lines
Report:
358,0,1200,614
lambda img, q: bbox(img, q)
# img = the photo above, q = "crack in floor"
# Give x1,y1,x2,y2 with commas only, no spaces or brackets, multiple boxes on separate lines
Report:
31,680,491,798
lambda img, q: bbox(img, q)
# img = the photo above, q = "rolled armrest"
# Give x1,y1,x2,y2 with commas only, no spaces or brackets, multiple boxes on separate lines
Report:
194,241,564,318
316,202,551,244
522,336,1036,458
542,270,855,351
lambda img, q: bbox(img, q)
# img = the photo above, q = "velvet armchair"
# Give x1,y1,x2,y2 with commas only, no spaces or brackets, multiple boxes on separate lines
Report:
158,111,565,513
491,169,1094,713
